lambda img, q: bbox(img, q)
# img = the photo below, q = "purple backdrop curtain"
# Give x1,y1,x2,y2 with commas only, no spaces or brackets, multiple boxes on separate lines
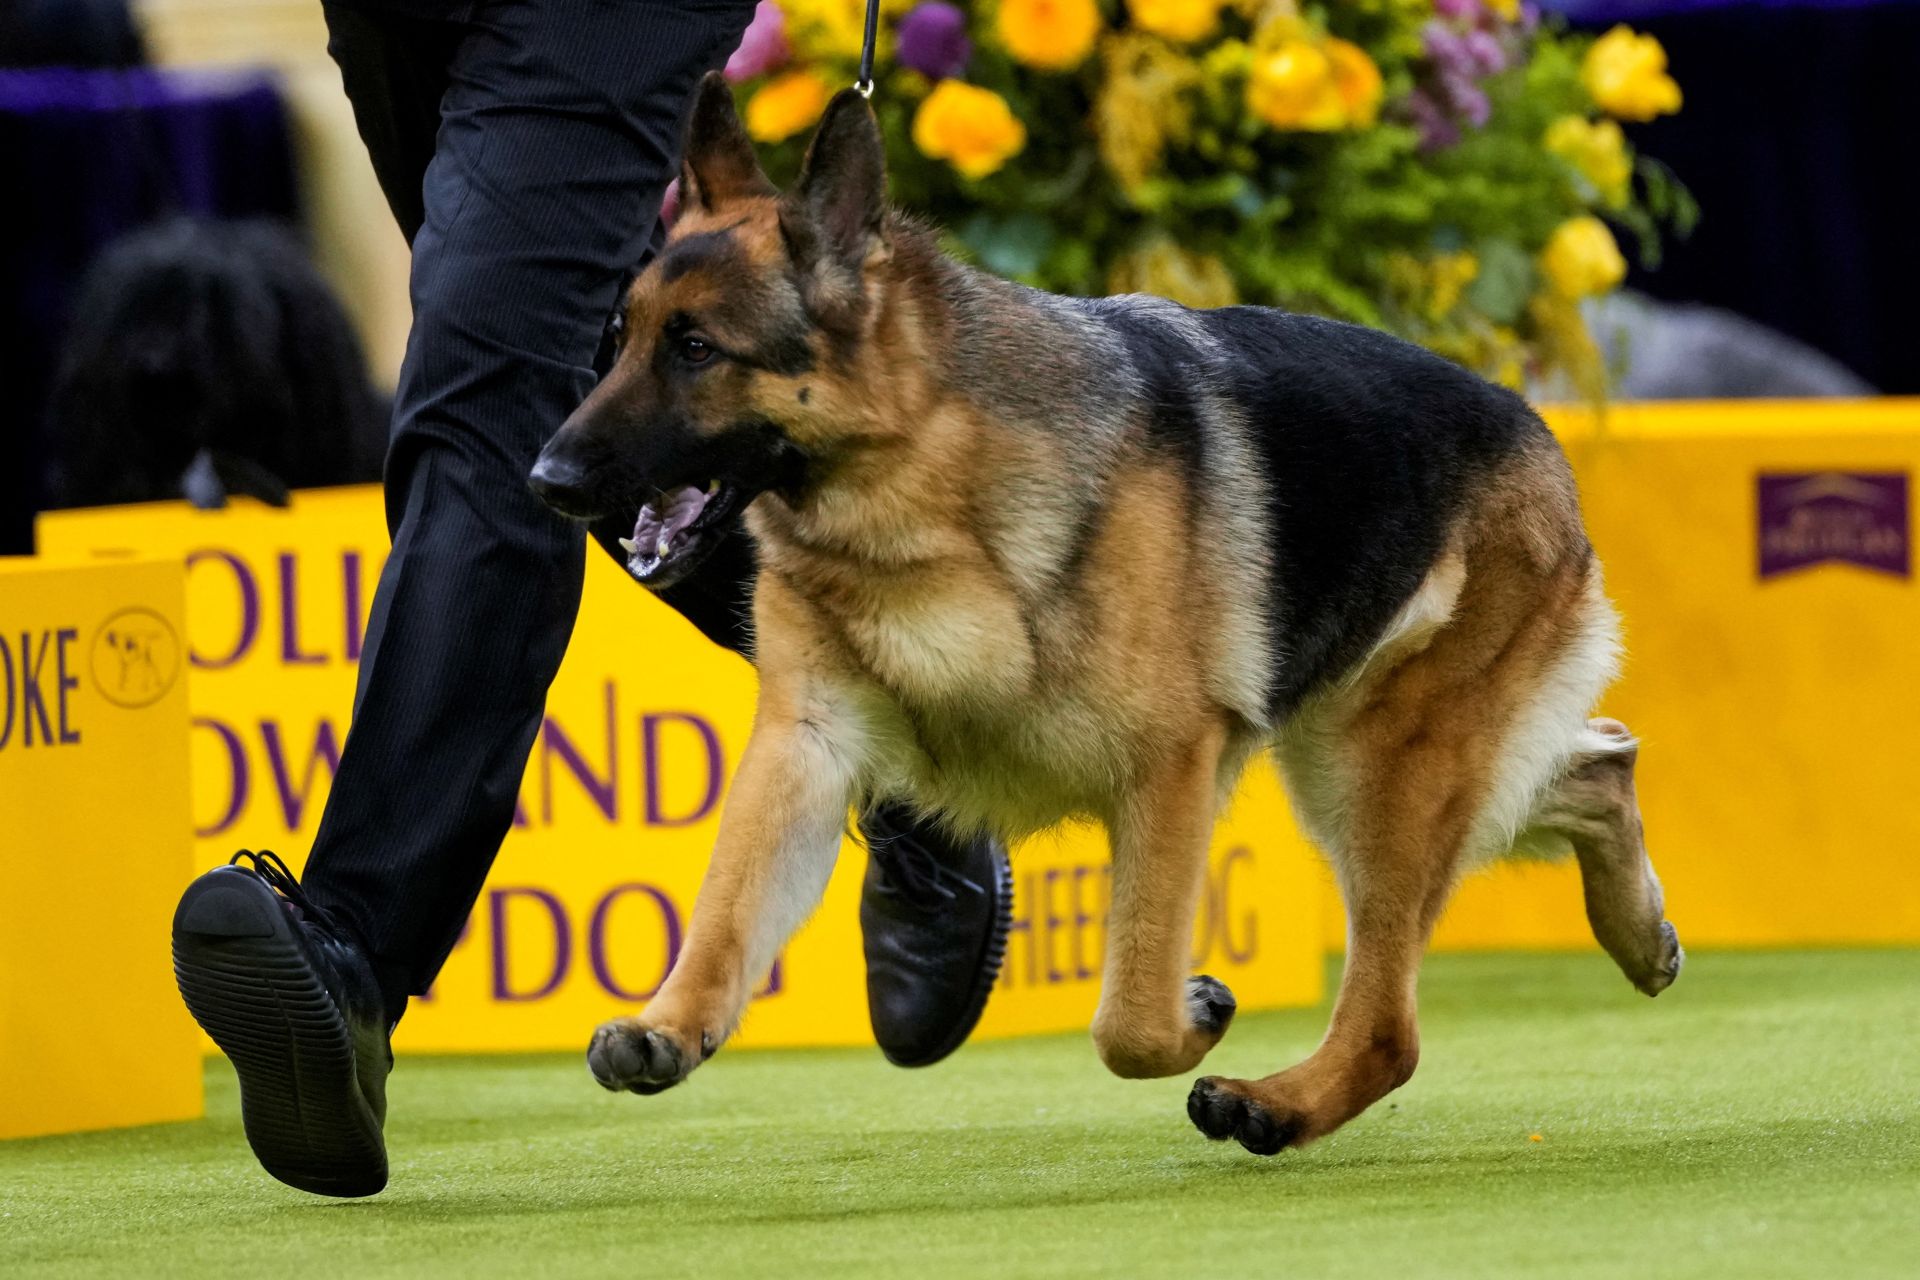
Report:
1,66,299,553
1545,0,1920,394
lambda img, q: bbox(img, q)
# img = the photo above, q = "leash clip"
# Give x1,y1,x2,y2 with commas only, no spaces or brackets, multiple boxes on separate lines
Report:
854,77,875,99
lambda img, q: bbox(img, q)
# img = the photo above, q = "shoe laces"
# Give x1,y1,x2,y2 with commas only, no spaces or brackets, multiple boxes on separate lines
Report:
229,849,339,933
864,816,982,910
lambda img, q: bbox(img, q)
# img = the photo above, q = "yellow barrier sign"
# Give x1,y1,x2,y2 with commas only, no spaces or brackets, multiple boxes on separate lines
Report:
1424,400,1920,952
0,557,202,1139
39,491,1325,1054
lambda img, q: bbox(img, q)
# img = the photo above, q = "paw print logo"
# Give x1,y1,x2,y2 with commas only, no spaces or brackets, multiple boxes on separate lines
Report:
90,608,183,709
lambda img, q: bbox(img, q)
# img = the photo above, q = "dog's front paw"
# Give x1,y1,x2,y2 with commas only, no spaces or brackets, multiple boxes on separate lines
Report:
1187,974,1237,1037
587,1019,703,1095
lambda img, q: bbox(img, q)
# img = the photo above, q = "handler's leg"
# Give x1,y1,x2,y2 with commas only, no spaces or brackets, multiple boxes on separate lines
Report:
171,0,757,1199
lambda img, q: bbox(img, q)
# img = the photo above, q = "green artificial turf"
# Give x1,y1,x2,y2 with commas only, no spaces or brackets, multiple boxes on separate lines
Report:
4,950,1917,1278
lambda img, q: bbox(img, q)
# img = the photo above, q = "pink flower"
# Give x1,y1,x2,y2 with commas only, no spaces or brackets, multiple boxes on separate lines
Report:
1433,0,1481,20
724,2,790,83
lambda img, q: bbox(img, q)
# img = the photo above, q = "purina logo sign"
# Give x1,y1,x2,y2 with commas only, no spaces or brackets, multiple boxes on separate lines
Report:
1758,472,1910,580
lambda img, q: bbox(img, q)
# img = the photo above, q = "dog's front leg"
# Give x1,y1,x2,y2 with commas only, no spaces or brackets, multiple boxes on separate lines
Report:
1090,718,1237,1079
587,679,861,1095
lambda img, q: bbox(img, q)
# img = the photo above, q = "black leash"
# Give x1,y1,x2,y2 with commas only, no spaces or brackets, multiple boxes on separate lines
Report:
856,0,879,97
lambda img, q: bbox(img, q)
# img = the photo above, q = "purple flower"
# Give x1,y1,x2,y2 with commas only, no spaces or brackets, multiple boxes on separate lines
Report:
1453,81,1492,128
1408,88,1460,152
724,1,789,83
1461,29,1507,76
896,2,972,82
1423,23,1471,77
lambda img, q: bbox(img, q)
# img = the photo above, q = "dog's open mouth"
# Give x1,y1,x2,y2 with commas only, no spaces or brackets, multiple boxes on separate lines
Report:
618,480,741,586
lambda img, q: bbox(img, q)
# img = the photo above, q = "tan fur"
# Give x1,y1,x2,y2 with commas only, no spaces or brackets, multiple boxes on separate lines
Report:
571,81,1680,1151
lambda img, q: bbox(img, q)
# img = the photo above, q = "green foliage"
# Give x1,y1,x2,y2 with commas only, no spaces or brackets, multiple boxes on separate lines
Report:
732,0,1694,389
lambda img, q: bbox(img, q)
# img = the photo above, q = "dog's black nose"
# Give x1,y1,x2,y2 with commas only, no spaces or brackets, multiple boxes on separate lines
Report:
528,452,599,519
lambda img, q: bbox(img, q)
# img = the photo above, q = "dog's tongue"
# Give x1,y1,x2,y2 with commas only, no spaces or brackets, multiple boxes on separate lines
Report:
634,484,709,558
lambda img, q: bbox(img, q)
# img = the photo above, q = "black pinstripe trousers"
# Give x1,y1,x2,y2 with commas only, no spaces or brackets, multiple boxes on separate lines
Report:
304,0,760,1001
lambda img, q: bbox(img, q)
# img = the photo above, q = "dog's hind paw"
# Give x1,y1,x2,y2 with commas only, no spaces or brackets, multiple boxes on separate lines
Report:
1635,920,1684,997
1187,1077,1306,1157
587,1020,698,1095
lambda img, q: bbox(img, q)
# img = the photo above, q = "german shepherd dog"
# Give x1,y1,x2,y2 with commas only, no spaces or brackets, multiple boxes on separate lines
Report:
530,74,1682,1155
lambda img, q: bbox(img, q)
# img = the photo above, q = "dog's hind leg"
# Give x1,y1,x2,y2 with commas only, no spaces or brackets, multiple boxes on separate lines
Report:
1187,739,1471,1155
1191,488,1610,1155
1090,717,1238,1079
1525,718,1683,996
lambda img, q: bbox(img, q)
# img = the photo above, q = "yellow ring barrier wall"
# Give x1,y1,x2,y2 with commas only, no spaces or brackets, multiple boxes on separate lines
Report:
0,558,202,1139
35,494,1325,1056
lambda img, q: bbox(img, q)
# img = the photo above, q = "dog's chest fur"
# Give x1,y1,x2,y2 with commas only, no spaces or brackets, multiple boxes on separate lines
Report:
754,499,1170,835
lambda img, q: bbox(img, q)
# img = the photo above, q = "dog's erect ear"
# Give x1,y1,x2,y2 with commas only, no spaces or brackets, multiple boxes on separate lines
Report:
785,88,888,272
681,72,775,212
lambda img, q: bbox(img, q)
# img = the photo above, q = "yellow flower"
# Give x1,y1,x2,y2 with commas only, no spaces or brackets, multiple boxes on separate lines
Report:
1129,0,1223,44
1582,25,1682,122
1202,36,1252,80
1325,37,1383,127
1540,215,1627,299
997,0,1102,71
1108,237,1239,309
912,80,1028,179
1530,294,1607,401
745,70,832,143
1096,33,1201,193
1544,115,1632,207
780,0,865,60
1428,251,1479,318
1486,0,1520,21
1247,40,1345,130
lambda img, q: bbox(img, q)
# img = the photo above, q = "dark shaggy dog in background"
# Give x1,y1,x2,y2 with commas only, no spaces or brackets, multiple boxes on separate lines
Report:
44,217,388,509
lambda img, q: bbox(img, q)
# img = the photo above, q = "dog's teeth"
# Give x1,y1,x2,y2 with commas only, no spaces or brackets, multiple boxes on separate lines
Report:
657,534,672,559
707,480,720,495
618,537,638,555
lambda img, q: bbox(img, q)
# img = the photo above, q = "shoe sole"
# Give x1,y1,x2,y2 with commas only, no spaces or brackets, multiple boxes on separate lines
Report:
171,868,387,1197
883,847,1015,1069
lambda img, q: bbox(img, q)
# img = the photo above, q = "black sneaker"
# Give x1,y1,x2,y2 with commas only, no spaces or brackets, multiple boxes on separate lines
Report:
171,850,391,1197
857,804,1013,1068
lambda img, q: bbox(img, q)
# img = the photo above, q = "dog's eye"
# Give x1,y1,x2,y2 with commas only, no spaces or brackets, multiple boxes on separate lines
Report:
680,335,714,365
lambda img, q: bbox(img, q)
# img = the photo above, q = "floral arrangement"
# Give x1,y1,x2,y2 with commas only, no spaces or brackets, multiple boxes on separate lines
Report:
717,0,1693,395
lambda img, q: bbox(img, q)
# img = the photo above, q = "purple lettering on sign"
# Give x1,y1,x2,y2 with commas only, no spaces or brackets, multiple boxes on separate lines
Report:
542,682,618,823
0,633,14,750
343,551,367,663
490,887,571,1001
186,550,261,668
642,712,725,826
260,718,343,830
278,554,327,665
55,628,80,745
588,883,682,1001
1000,867,1034,989
192,717,249,836
1758,472,1910,580
1219,845,1257,964
19,630,52,746
1041,867,1067,984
